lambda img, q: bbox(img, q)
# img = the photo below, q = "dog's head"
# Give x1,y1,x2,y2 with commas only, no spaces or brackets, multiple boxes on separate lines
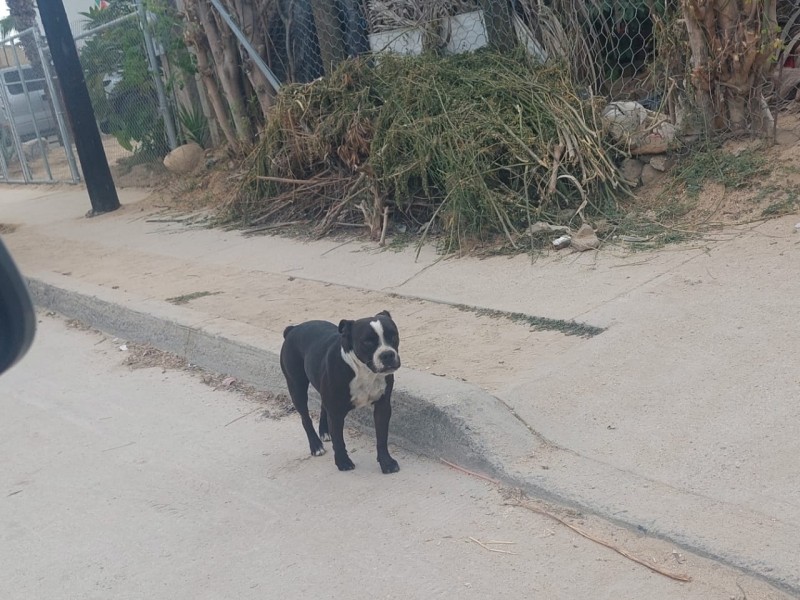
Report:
339,310,401,374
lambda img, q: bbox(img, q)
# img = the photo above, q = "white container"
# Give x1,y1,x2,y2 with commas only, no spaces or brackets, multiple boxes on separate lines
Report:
369,10,547,62
369,27,424,56
445,10,488,54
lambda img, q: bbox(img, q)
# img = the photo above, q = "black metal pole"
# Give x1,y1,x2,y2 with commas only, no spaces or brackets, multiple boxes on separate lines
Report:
38,0,120,215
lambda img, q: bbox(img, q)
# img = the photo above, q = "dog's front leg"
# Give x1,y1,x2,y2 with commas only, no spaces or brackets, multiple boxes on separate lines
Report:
326,408,355,471
373,394,399,474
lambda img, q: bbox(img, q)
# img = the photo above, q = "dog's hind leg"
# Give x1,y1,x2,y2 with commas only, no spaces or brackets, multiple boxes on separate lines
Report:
283,371,325,457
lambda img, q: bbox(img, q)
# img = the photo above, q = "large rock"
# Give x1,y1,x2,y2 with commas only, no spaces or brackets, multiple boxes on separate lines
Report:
602,101,676,155
602,101,650,140
619,158,644,184
630,121,676,155
640,164,662,186
649,154,676,172
571,223,600,251
163,142,204,174
775,67,800,101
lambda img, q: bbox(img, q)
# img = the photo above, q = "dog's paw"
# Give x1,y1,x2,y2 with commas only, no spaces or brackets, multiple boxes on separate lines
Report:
335,455,355,471
310,441,326,456
320,432,331,442
378,457,400,474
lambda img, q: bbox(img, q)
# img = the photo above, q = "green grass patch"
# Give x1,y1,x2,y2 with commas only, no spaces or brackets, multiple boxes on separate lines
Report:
166,291,222,305
761,189,799,217
453,304,605,338
668,145,770,198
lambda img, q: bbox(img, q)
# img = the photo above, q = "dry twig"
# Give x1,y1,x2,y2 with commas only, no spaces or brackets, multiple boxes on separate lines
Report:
468,537,518,555
379,205,390,246
439,458,500,484
507,499,692,582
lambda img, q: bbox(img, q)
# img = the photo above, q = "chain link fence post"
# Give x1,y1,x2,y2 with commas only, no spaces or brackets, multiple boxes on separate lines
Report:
135,0,178,151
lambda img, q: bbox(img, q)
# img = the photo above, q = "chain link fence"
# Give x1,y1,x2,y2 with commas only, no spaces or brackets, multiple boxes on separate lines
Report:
72,5,174,174
6,1,795,191
0,27,78,184
265,1,537,81
1,3,176,186
98,0,794,248
264,1,799,141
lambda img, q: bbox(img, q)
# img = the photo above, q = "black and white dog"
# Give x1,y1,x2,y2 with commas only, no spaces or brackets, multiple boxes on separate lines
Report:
280,310,401,473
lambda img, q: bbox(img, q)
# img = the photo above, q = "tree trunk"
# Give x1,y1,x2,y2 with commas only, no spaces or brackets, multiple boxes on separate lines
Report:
226,0,275,120
194,70,222,148
195,38,240,149
197,0,253,144
480,0,517,54
183,0,239,149
6,0,39,70
309,0,346,76
681,0,778,136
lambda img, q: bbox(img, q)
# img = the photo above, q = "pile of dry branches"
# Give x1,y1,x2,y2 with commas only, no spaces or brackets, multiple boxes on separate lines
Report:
224,51,628,251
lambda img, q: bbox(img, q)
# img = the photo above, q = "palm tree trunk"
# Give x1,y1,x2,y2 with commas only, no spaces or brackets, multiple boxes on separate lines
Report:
682,0,778,135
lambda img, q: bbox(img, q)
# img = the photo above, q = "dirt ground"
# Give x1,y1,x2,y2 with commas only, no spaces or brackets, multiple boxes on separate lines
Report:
5,109,800,398
5,113,800,396
630,111,800,227
8,219,584,394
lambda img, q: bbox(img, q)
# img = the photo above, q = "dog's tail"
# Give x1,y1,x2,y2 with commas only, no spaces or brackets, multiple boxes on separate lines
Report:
283,325,295,339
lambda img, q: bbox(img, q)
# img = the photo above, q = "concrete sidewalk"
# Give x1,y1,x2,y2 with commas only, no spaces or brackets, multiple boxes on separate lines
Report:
2,184,799,594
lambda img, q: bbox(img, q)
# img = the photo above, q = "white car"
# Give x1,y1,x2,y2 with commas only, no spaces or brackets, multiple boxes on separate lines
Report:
0,65,58,142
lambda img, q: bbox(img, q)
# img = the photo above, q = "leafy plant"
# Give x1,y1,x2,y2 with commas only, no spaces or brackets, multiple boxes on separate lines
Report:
0,126,17,164
178,103,210,148
79,1,168,157
78,0,192,158
1,15,16,38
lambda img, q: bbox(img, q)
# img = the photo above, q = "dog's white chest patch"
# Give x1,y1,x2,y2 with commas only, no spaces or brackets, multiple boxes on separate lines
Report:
342,349,386,408
350,372,386,408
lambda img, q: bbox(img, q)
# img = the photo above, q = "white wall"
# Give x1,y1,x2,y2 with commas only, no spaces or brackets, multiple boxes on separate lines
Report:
35,0,98,36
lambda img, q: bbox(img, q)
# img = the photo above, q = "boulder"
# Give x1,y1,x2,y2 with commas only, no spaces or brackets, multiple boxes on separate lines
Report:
630,121,676,155
571,223,600,252
163,142,204,174
619,158,644,185
649,154,676,172
602,101,676,155
640,164,662,186
775,67,800,101
602,101,650,140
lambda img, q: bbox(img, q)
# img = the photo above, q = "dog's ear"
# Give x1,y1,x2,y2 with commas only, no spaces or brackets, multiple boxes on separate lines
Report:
377,310,392,319
338,319,354,351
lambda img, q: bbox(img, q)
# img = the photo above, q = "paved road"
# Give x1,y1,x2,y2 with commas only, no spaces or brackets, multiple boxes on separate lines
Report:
0,315,789,599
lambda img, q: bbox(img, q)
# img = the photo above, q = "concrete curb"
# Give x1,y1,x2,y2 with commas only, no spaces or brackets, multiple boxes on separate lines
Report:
27,274,800,595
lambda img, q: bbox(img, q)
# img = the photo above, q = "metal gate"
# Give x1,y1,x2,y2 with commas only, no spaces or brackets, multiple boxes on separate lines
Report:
1,6,175,185
0,27,79,184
